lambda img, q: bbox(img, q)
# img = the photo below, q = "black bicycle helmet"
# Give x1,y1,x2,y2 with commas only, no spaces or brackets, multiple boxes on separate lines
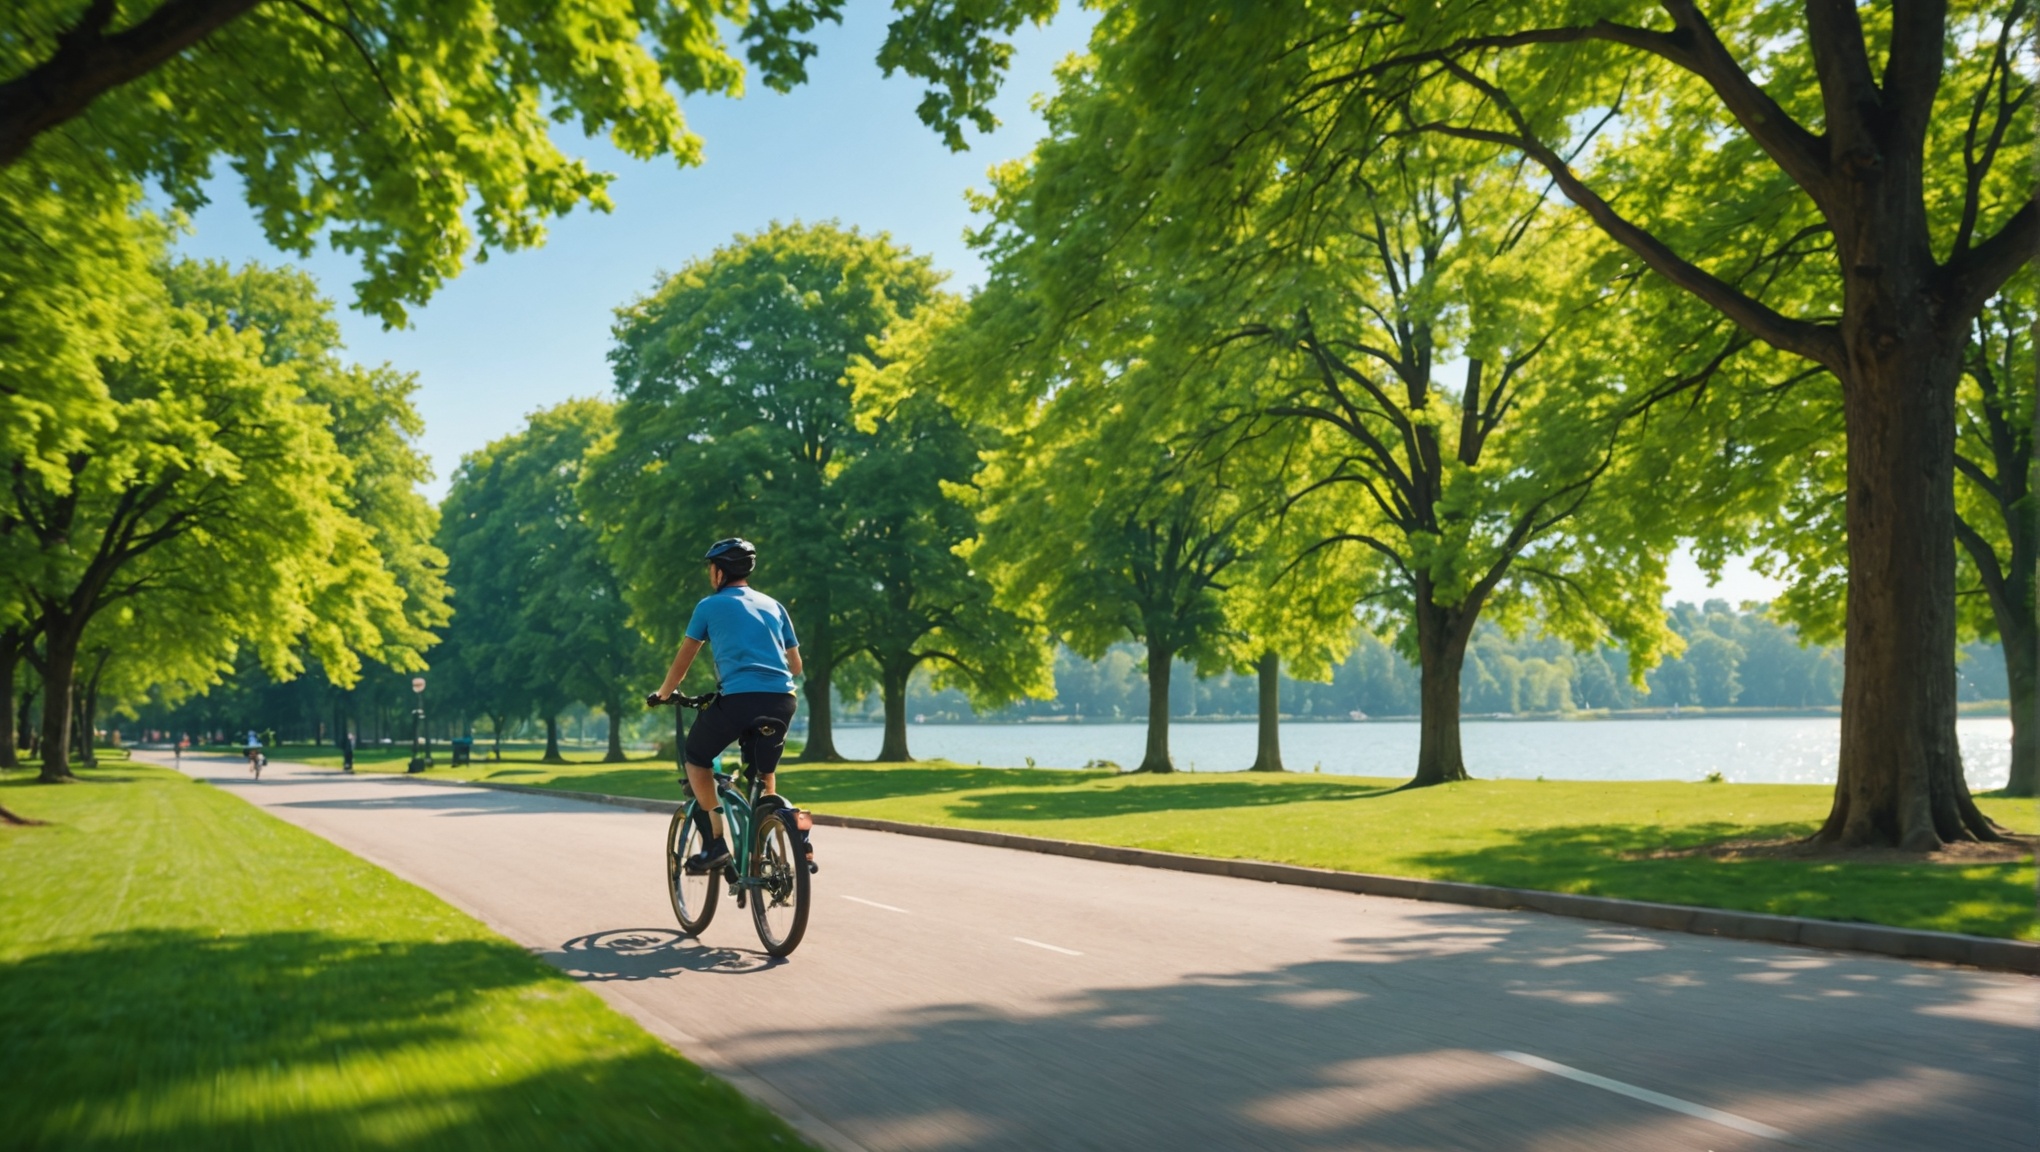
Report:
704,537,756,582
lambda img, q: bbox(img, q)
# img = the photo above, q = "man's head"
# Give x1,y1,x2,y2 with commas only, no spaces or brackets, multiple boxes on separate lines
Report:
704,537,756,589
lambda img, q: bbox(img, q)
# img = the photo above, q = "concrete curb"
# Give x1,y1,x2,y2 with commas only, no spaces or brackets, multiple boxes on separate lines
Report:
396,773,2039,977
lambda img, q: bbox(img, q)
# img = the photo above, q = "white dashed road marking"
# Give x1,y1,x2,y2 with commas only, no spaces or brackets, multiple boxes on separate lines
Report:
841,895,910,914
1013,936,1083,956
1494,1051,1793,1141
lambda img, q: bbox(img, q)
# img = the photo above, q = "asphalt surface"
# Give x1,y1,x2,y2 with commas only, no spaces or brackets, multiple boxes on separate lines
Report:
157,752,2037,1151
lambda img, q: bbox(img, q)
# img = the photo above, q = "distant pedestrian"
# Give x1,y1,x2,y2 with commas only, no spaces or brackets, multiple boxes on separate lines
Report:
175,734,185,764
342,731,355,774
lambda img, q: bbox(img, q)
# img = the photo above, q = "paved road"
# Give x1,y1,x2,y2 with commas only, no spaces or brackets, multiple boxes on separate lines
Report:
156,753,2036,1151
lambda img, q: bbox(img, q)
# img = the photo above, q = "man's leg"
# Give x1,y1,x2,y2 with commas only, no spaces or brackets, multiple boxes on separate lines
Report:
683,761,723,838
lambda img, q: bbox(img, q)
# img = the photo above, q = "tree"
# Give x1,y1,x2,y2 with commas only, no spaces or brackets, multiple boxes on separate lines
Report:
1952,275,2036,796
438,399,649,764
588,221,942,761
0,0,1008,323
841,303,1052,761
3,255,421,780
976,408,1254,773
926,0,2033,839
1343,1,2030,842
965,45,1682,787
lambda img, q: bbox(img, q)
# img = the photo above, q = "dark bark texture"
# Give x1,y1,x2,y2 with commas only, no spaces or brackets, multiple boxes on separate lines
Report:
1137,642,1173,773
877,659,914,763
1248,652,1283,771
1409,584,1475,788
0,635,19,770
0,0,262,169
603,696,626,762
542,715,564,764
796,615,842,762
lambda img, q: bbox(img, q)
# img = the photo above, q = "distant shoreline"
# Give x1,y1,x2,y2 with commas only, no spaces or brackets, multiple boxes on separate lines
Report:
826,703,2014,728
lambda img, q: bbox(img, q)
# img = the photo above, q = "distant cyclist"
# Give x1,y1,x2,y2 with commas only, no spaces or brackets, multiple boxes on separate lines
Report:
648,538,808,873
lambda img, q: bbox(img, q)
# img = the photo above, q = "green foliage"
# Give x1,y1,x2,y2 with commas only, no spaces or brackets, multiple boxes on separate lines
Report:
437,399,652,748
587,221,944,753
842,303,1052,724
0,764,809,1148
0,0,927,324
0,224,455,780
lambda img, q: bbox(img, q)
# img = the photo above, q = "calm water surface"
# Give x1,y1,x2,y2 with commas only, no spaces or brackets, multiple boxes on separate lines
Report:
829,715,2015,790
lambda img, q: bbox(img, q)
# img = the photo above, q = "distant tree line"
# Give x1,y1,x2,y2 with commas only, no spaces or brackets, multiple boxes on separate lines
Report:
873,602,2008,724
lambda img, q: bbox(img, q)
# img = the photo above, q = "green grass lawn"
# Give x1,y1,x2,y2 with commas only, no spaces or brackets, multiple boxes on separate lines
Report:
374,757,2040,941
0,764,809,1151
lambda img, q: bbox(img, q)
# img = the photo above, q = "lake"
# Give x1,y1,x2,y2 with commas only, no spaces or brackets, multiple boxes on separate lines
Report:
828,715,2017,790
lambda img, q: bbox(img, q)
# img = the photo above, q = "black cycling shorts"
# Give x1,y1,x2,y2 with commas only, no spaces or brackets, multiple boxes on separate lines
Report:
684,692,798,777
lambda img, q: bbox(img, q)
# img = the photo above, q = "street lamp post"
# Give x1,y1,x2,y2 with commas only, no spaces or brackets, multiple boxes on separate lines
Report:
407,676,429,773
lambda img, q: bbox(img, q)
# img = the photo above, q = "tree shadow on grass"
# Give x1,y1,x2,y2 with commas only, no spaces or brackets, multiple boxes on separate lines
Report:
1404,822,2038,940
780,764,1104,804
0,927,795,1151
937,778,1397,821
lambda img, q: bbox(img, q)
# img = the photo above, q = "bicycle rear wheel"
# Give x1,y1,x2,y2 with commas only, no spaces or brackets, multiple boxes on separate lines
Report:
667,807,718,935
749,812,810,957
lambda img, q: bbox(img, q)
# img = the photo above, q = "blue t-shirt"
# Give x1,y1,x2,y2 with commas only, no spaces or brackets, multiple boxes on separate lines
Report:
684,586,800,695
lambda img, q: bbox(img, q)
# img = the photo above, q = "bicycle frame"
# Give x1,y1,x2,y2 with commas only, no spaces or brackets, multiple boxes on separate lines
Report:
684,767,776,893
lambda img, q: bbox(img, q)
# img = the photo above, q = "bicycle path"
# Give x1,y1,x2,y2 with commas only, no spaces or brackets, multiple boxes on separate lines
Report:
155,752,2036,1152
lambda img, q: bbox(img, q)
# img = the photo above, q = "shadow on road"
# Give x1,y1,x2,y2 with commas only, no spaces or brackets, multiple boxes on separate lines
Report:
706,914,2031,1151
547,928,781,980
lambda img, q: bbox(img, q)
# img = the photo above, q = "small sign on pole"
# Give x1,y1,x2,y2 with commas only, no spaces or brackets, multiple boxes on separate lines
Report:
412,677,426,693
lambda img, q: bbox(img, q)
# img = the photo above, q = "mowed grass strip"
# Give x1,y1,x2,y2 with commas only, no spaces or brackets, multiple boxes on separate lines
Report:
401,757,2039,941
0,765,809,1151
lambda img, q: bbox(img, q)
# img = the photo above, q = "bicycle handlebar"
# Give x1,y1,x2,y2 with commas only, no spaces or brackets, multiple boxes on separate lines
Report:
646,690,719,711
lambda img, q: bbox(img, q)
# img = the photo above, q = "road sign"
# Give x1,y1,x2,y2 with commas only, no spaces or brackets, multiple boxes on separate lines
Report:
412,677,426,693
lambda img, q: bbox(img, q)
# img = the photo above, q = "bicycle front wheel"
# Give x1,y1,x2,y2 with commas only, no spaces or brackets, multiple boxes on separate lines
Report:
749,812,810,957
667,807,718,935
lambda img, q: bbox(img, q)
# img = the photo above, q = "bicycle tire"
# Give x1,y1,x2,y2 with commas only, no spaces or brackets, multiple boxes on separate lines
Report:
666,806,718,935
749,811,810,957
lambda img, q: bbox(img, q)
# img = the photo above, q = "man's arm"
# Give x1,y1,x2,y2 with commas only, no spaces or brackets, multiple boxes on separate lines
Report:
656,637,705,698
786,645,803,677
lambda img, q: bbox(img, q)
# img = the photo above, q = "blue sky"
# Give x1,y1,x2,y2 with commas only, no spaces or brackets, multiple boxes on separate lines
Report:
169,4,1776,607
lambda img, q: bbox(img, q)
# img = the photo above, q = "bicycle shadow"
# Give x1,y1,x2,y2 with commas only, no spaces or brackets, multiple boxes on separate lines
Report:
545,928,782,980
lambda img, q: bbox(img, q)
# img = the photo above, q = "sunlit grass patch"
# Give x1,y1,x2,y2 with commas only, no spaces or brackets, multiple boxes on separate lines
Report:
0,765,809,1150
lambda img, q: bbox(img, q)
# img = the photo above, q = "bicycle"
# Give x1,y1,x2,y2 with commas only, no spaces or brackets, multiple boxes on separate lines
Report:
649,692,813,958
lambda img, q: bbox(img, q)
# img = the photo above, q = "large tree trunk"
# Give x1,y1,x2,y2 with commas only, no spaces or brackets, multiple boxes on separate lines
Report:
0,637,18,770
1248,651,1283,772
876,659,913,762
542,715,565,764
16,683,34,759
1818,327,1997,846
1136,642,1173,773
490,713,506,761
603,696,626,763
797,616,842,762
36,620,79,782
1408,591,1473,788
2002,627,2037,797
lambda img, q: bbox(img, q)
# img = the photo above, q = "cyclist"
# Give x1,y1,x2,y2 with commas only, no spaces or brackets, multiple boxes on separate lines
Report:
243,729,264,773
648,538,807,874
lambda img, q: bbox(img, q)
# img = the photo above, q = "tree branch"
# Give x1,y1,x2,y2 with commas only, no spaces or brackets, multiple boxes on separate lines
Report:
0,0,266,169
